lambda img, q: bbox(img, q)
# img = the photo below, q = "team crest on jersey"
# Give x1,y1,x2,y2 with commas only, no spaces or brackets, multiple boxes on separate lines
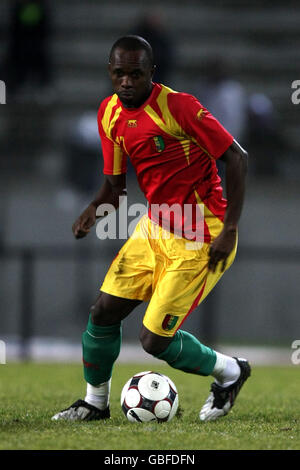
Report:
162,314,179,331
127,119,137,127
153,136,165,153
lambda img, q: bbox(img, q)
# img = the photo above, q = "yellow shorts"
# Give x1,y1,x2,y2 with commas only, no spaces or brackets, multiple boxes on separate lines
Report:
101,215,237,337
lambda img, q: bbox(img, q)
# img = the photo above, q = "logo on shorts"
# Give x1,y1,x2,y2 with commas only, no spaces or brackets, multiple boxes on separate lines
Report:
153,136,165,153
162,314,179,331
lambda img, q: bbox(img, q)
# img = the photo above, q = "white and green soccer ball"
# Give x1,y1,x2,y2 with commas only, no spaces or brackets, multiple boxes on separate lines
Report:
121,371,179,423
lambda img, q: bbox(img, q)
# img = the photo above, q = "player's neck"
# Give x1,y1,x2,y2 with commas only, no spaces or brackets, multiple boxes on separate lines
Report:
121,83,154,109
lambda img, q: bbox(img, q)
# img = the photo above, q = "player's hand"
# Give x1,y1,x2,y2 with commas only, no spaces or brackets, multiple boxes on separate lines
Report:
208,228,237,273
72,204,97,239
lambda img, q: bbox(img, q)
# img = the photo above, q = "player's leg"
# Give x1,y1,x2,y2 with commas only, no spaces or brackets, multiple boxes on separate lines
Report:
140,325,218,376
82,292,142,410
140,234,250,421
84,290,142,389
140,235,238,375
140,325,250,421
52,292,141,421
52,216,154,421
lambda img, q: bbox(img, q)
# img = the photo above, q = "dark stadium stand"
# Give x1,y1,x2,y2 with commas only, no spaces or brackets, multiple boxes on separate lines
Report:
0,0,299,170
0,1,299,348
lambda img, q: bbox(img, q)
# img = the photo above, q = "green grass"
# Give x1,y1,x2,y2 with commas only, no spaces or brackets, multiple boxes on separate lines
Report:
0,362,299,450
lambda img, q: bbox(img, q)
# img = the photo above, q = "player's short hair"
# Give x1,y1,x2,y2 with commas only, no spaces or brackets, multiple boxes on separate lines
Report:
109,35,154,67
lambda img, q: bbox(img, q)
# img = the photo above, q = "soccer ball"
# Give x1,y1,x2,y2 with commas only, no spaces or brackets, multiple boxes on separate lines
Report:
121,371,179,422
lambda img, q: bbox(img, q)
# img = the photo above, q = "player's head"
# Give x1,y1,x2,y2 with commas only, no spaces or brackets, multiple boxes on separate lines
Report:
108,35,156,109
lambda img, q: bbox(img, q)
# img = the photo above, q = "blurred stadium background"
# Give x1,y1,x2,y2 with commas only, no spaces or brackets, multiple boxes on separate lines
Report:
0,0,299,365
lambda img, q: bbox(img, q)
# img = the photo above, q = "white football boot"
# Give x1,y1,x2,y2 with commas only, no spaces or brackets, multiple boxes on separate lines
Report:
200,357,251,422
52,399,110,421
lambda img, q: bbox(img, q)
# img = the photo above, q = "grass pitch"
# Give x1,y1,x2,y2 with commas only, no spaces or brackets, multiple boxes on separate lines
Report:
0,362,299,450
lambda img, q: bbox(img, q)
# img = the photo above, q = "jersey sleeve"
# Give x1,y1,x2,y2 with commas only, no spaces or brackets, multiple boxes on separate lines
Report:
97,101,127,175
168,92,234,159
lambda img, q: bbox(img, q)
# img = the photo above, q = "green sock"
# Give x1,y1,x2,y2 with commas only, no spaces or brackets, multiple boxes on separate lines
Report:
82,314,122,386
156,330,216,376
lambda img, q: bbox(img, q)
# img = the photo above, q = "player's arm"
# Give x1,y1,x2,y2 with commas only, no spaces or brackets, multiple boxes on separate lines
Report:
73,98,128,239
167,93,247,272
208,140,248,272
72,174,126,239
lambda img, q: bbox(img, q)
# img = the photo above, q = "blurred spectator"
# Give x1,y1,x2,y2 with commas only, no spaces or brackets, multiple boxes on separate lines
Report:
131,12,174,84
4,0,53,101
195,57,248,180
245,93,285,176
195,57,248,144
64,113,101,196
195,57,285,177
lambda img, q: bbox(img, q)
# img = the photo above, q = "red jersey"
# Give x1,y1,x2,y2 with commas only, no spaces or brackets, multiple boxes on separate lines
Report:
97,83,233,243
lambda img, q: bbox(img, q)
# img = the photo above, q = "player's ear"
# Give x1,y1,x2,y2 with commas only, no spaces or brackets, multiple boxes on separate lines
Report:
151,65,156,79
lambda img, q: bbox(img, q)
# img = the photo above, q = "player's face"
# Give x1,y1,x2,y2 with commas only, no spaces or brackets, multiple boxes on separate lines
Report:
108,48,155,108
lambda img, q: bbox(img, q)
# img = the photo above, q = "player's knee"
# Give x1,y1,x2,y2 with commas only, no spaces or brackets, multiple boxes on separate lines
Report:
140,335,161,356
90,297,120,325
90,303,103,324
139,329,170,357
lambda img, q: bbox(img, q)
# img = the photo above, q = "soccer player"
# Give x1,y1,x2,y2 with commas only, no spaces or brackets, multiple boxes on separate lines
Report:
52,36,250,423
